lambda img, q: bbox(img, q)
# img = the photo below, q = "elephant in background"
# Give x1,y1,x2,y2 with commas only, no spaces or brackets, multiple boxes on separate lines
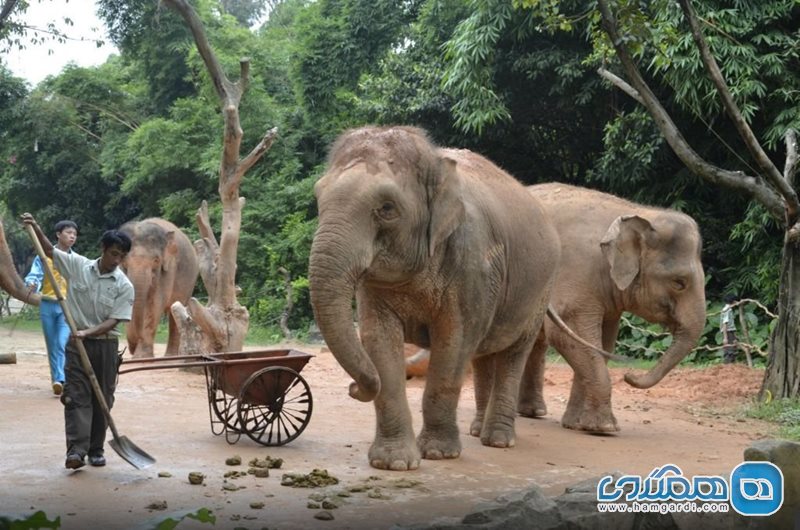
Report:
309,126,560,471
121,218,199,358
518,183,706,433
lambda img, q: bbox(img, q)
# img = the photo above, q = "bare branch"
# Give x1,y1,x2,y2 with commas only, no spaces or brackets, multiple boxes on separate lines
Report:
785,129,798,188
194,201,219,300
596,0,785,220
598,67,644,105
677,0,799,223
162,0,238,106
195,200,218,248
238,127,278,177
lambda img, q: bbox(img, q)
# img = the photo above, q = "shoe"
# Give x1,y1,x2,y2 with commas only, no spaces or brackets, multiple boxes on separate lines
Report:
65,453,85,470
88,453,106,467
52,382,63,396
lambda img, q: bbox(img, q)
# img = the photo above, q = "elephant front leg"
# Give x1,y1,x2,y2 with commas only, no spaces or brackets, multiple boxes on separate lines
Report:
417,342,471,460
360,308,420,470
518,334,548,418
560,359,618,433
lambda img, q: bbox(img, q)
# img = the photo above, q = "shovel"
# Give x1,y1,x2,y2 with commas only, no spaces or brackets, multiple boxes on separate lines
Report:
25,224,156,470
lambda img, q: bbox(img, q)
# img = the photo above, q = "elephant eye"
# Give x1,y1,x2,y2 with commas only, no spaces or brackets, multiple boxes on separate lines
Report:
375,201,399,221
672,278,687,291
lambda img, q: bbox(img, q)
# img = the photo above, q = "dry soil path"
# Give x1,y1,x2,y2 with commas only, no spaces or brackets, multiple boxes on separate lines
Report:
0,329,770,529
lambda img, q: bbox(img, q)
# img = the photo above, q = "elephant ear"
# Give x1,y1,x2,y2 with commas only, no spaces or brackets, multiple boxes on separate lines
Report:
427,156,465,257
600,215,654,290
162,231,177,273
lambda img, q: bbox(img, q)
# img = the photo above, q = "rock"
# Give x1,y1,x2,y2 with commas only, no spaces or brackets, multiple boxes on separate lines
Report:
314,510,335,521
0,353,17,364
187,472,204,485
742,439,800,530
225,455,242,466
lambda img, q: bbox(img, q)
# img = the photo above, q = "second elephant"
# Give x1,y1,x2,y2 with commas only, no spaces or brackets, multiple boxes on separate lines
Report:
519,183,706,433
121,218,199,358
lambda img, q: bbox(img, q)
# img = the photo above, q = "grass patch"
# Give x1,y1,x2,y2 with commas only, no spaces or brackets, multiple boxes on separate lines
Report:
745,398,800,441
0,309,42,333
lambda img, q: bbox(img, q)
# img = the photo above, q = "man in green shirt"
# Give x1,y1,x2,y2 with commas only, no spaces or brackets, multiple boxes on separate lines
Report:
23,213,134,470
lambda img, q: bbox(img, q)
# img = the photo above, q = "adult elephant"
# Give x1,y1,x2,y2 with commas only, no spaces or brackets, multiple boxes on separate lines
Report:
309,126,560,471
519,183,706,433
121,219,199,358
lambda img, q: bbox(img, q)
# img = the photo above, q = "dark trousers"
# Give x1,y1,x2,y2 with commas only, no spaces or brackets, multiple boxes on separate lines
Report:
723,330,738,363
62,338,120,457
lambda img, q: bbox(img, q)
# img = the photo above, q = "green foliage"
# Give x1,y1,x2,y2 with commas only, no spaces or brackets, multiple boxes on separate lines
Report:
616,299,776,366
442,0,515,134
153,507,215,530
0,511,60,530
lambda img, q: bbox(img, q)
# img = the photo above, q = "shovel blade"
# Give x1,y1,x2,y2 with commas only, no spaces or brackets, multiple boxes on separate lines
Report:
109,435,156,470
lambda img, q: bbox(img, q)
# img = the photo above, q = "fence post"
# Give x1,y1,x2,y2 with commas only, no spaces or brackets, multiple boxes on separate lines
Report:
737,305,754,368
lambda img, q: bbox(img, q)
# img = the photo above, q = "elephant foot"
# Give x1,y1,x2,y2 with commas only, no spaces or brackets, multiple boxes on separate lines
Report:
468,415,484,437
561,409,619,433
417,428,462,460
479,423,516,448
518,398,547,418
368,438,421,471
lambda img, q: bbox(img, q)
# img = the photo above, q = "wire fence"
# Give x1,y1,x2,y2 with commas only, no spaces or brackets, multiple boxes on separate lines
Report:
617,298,777,366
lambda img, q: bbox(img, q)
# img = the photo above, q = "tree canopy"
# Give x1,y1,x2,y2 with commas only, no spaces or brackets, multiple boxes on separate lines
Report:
1,0,798,350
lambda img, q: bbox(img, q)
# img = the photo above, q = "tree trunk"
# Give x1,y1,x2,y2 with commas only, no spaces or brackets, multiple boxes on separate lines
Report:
762,237,800,398
161,0,276,354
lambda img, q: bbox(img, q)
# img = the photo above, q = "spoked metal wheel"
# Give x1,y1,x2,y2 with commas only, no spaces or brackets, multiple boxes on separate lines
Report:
237,366,313,446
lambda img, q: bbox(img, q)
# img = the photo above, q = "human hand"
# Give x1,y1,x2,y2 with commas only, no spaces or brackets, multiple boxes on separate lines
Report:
20,212,36,226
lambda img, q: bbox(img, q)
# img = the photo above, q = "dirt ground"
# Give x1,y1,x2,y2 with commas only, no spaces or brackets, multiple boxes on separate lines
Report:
0,329,772,530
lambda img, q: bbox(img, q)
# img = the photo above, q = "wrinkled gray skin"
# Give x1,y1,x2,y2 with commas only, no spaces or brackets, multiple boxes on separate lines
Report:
518,184,706,432
121,218,199,358
309,126,560,471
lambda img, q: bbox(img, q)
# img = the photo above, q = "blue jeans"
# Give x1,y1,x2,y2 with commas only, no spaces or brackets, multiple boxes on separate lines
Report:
40,300,69,383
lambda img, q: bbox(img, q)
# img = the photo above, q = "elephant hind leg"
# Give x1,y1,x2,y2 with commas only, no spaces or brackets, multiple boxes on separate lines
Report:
518,333,548,418
469,355,493,437
477,338,535,449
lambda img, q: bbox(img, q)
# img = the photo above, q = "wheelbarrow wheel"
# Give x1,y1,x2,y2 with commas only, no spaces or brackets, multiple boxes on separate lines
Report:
237,366,313,446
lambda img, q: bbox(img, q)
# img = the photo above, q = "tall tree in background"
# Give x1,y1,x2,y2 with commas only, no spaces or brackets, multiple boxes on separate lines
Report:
162,0,276,353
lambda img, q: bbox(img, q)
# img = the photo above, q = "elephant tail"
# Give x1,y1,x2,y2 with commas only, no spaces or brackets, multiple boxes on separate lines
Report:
546,306,632,363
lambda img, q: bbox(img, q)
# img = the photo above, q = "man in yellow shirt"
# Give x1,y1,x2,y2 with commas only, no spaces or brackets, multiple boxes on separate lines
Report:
25,220,78,395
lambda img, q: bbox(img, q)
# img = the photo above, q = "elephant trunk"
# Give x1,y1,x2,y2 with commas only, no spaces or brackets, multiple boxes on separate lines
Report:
127,268,158,357
309,228,380,402
624,300,706,389
0,220,40,306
